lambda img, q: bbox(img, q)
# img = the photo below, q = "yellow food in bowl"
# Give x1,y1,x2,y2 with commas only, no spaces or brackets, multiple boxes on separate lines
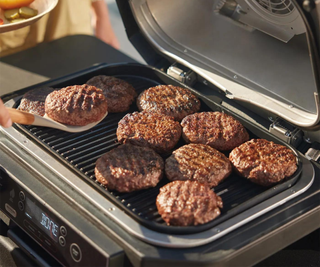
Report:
0,0,35,10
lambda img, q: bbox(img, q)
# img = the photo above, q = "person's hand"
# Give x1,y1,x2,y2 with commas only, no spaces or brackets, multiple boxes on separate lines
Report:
92,0,120,50
0,98,12,128
95,19,120,50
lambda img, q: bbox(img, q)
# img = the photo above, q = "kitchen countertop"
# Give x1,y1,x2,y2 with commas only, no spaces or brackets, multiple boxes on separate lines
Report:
0,35,319,267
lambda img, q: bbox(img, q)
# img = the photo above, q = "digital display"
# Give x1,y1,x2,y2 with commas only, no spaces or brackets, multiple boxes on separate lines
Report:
25,197,59,242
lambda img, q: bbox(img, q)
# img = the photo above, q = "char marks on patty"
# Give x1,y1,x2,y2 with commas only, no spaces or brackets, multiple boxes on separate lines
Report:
165,144,232,187
19,87,56,116
87,75,136,113
45,84,108,126
116,111,181,154
95,144,164,192
229,139,298,186
156,180,223,226
181,111,249,151
137,85,200,121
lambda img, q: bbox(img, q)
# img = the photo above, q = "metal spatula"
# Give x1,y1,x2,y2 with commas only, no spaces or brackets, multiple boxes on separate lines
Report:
7,108,108,133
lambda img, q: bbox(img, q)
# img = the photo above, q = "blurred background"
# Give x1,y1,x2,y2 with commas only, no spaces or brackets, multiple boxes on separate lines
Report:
105,0,144,63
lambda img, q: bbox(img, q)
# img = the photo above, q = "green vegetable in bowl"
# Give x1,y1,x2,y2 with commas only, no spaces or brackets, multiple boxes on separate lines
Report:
19,6,38,18
4,8,20,20
3,6,38,24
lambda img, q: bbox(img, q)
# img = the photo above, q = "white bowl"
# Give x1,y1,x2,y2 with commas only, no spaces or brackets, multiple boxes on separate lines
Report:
0,0,58,33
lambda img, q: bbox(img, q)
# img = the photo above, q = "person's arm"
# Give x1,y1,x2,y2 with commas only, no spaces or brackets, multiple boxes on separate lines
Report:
91,0,120,50
0,99,12,128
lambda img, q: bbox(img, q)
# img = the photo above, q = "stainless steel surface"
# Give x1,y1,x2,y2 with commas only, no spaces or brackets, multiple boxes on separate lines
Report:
305,147,320,161
167,63,197,86
129,0,320,127
1,96,314,248
269,117,303,147
0,138,123,266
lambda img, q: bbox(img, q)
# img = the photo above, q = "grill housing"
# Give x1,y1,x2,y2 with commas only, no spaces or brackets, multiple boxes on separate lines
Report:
13,64,302,235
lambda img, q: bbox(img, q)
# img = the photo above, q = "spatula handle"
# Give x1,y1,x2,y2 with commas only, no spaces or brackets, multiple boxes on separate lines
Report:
7,108,35,125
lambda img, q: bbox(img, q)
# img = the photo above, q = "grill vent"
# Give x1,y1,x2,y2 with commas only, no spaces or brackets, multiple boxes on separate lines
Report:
213,0,305,42
255,0,294,15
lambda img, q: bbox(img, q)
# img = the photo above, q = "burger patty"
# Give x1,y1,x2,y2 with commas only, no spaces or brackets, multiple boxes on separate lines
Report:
86,75,136,113
181,111,249,151
45,84,108,126
165,144,232,187
156,180,223,226
95,144,164,192
116,111,181,154
19,87,55,116
229,139,298,186
137,85,200,121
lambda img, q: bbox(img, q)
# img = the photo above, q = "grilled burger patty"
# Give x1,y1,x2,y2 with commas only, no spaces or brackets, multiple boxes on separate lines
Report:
45,84,108,126
116,111,181,153
165,144,232,187
181,111,249,151
229,139,298,186
95,144,164,192
137,85,200,121
86,75,136,113
19,87,55,116
156,180,223,226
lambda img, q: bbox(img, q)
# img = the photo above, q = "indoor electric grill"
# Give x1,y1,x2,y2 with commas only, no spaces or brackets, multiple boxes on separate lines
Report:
0,0,319,266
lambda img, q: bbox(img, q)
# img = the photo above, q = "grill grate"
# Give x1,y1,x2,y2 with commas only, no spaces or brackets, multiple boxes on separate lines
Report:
16,71,301,234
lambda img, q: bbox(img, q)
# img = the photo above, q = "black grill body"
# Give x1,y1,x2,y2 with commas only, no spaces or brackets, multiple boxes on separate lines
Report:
12,63,302,235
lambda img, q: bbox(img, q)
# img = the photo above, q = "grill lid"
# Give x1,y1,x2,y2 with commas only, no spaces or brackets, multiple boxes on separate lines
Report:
117,0,320,128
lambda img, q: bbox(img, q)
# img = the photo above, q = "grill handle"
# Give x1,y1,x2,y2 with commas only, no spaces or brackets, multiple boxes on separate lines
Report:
7,108,35,125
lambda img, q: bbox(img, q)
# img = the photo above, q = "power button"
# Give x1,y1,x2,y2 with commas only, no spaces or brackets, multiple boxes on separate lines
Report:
70,243,82,262
19,191,25,201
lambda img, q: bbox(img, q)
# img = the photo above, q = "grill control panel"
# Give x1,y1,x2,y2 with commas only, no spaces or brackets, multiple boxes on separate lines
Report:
0,167,109,267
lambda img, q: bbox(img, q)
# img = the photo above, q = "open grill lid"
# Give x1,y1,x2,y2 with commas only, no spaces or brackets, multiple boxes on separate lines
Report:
117,0,320,128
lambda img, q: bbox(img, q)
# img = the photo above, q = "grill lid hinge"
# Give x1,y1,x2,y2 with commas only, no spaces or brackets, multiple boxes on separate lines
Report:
269,117,303,147
305,147,320,162
305,141,320,163
167,62,197,87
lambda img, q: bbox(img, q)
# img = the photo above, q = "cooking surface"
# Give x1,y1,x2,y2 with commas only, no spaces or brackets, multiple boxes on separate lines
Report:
1,33,318,265
13,71,301,234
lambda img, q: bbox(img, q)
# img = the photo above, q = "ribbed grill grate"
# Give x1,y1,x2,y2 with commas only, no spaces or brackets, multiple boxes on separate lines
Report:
17,73,300,234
